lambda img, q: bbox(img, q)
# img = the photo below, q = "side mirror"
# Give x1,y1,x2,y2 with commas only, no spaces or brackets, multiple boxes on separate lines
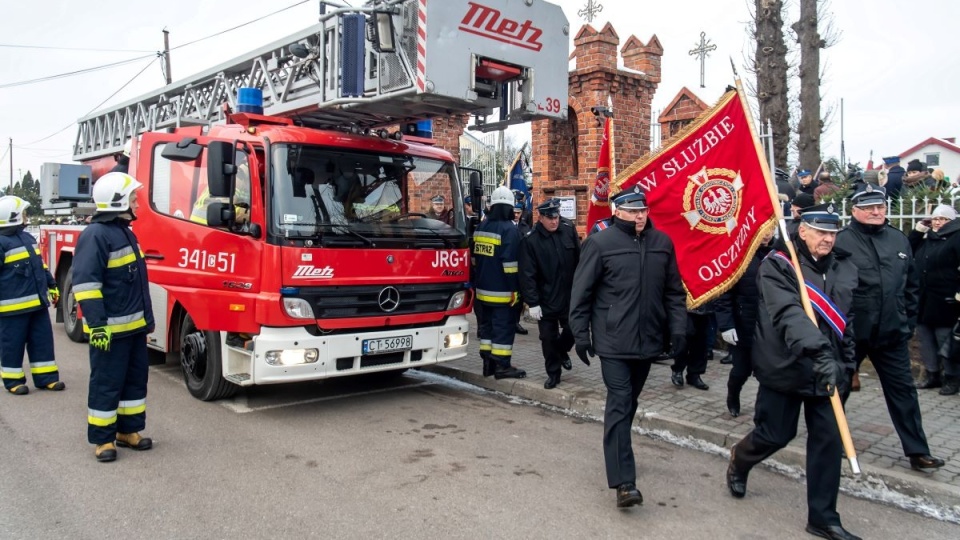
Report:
206,201,234,227
207,141,236,198
469,171,484,215
162,137,203,162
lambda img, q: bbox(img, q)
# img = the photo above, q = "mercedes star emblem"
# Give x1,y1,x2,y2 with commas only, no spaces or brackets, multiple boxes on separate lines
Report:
378,286,401,312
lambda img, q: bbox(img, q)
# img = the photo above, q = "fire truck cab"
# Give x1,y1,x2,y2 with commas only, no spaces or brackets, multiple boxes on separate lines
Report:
40,0,569,400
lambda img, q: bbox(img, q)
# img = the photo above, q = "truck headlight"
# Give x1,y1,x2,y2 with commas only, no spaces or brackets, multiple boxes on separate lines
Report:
282,298,315,319
444,332,466,348
447,290,467,310
265,348,319,366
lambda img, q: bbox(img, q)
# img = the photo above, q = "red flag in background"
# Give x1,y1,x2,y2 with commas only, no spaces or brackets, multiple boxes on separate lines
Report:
586,117,614,233
612,90,777,308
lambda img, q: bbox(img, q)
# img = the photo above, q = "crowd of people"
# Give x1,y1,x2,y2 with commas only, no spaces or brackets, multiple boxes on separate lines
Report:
471,164,955,539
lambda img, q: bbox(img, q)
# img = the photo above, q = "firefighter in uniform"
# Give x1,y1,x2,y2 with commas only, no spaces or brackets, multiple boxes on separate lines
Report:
473,186,525,379
73,172,155,462
727,204,861,540
190,161,251,227
518,198,581,389
0,196,64,395
569,186,687,507
834,184,944,471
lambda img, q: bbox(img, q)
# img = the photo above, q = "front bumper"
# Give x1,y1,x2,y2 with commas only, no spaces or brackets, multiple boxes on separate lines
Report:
243,316,469,385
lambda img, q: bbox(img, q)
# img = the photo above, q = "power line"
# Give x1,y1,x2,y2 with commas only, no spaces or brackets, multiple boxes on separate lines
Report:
170,0,311,51
0,53,155,90
0,43,155,53
23,56,159,147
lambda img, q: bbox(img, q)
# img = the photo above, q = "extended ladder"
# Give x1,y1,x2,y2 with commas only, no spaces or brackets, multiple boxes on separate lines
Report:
73,0,570,162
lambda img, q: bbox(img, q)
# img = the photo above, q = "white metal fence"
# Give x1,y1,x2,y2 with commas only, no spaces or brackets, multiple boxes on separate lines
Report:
824,195,960,232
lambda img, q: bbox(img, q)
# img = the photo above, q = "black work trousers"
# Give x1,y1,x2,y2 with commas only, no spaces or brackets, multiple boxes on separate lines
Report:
599,356,652,488
852,338,931,456
732,385,842,527
727,344,753,392
672,312,710,377
538,316,575,378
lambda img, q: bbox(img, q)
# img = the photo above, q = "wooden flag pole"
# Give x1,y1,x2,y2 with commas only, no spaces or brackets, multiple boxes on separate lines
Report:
732,73,861,475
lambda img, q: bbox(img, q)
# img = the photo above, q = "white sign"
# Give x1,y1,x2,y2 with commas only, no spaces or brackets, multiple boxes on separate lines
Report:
557,197,576,221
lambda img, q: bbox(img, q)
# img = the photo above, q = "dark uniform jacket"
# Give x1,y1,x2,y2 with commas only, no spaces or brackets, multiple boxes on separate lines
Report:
0,228,56,317
885,166,905,199
569,218,686,360
518,219,580,319
752,244,857,396
835,220,919,345
472,218,520,305
912,218,960,327
72,216,154,337
713,245,770,347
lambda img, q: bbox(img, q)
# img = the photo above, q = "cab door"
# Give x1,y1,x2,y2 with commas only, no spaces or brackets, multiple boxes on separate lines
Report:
135,132,263,336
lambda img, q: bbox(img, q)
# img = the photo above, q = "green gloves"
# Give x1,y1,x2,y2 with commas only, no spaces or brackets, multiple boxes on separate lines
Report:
90,326,112,351
48,287,60,305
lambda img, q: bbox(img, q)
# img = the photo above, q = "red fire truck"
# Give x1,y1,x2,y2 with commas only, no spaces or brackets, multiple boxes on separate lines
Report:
39,0,569,400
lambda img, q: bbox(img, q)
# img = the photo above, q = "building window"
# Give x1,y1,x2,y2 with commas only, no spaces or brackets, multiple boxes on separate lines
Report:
460,147,472,164
925,153,940,167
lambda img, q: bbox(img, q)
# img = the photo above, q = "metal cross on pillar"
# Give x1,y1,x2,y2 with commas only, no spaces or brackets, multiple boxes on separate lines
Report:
688,31,717,88
577,0,603,23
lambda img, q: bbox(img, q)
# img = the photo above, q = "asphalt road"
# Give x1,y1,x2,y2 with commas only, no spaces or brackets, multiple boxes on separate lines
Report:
0,330,955,540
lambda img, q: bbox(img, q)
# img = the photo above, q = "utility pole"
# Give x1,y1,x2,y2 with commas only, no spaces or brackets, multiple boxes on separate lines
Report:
8,138,12,192
162,29,173,85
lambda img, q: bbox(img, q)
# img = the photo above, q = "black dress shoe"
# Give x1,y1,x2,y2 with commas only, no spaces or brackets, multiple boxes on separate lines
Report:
560,353,573,371
909,454,945,470
514,323,528,335
719,352,733,365
726,391,741,417
544,375,559,389
805,523,861,540
726,453,748,498
616,483,643,508
670,371,684,387
687,375,709,390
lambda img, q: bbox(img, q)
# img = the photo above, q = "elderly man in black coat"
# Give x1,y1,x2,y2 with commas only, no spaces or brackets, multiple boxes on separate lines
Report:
726,204,861,540
569,186,686,508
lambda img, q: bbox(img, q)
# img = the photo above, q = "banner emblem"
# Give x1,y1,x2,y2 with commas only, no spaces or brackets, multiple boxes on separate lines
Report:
681,167,744,234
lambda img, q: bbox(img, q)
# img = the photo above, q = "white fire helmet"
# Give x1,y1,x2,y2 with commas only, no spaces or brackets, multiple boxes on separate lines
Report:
122,139,133,158
93,172,143,214
0,196,30,228
490,186,514,207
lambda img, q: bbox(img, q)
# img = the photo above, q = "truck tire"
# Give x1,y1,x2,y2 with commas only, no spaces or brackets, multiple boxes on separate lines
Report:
179,314,239,401
61,270,87,343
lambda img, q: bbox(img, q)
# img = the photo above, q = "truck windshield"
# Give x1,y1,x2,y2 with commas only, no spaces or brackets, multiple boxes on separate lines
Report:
270,145,468,248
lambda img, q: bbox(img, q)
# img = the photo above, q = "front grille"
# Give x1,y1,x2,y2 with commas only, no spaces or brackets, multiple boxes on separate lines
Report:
298,283,462,319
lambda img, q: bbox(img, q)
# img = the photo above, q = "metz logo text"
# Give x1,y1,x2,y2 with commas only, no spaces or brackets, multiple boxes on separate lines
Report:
459,2,543,51
292,265,335,279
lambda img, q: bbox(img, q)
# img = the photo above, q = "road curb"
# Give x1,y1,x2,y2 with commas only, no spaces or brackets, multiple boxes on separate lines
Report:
424,364,960,516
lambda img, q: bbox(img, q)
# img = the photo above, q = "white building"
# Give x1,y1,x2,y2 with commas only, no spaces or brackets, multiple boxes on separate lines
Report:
898,137,960,183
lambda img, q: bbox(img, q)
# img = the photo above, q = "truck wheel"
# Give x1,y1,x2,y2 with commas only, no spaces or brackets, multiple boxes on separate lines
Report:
179,314,238,401
61,270,86,343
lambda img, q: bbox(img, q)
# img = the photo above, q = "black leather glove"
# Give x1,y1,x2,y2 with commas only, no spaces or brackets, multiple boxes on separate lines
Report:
812,352,841,394
837,368,853,397
670,334,686,357
575,343,594,366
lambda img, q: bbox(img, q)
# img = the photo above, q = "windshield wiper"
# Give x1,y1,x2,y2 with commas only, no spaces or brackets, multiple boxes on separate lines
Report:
314,223,375,247
388,223,459,248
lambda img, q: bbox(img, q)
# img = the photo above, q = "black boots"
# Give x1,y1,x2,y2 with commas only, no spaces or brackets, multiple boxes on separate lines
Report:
670,371,684,387
909,454,945,471
726,447,749,498
726,388,741,417
482,356,495,377
686,375,709,390
494,366,526,380
616,483,643,507
804,524,862,540
544,374,560,389
514,323,528,335
915,371,942,389
938,376,959,395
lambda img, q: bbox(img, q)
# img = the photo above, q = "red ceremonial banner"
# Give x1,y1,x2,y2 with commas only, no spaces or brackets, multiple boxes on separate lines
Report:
612,90,777,308
586,117,613,233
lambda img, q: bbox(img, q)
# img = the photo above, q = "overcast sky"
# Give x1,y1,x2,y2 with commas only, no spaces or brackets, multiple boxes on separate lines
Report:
2,0,957,187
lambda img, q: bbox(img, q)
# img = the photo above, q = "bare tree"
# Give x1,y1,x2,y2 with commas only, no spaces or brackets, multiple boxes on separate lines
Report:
793,0,827,169
752,0,790,169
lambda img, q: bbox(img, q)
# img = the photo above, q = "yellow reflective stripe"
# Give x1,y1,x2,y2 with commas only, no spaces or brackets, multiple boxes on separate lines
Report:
88,415,118,427
0,297,42,313
106,252,138,269
1,371,25,379
476,294,511,304
474,236,501,246
82,318,147,334
3,251,29,263
491,348,512,357
75,290,104,301
30,365,59,375
503,266,518,274
117,404,146,415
